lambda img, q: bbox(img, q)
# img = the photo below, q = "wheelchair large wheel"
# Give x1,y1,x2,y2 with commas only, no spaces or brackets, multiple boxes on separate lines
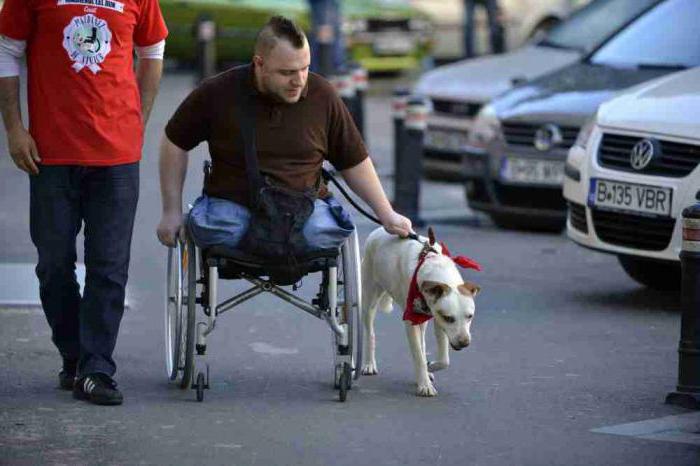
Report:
165,241,183,380
333,230,363,390
164,237,197,389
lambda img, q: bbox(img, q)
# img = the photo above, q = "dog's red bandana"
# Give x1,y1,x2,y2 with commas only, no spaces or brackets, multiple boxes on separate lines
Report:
403,241,482,325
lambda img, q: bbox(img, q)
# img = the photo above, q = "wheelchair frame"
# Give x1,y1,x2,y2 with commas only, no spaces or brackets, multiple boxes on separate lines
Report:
165,219,363,402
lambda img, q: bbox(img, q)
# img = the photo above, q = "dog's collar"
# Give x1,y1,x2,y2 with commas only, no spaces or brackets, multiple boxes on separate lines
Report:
403,240,482,326
403,250,433,325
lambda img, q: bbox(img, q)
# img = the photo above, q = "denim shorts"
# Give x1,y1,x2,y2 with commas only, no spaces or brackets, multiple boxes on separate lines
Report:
187,194,355,252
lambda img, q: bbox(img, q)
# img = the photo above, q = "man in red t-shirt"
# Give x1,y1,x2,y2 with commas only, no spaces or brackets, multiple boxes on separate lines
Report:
0,0,168,405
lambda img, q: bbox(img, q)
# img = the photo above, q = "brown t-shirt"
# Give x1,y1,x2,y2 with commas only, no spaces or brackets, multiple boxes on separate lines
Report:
165,65,368,206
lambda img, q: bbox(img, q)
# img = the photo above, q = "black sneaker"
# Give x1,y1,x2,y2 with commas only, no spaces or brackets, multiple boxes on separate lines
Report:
73,374,123,406
58,369,76,390
58,359,77,390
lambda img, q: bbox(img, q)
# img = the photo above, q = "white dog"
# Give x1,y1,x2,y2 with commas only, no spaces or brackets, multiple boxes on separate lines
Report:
361,227,480,397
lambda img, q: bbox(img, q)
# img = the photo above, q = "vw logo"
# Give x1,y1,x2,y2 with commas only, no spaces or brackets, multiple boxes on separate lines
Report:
630,139,658,171
534,124,563,152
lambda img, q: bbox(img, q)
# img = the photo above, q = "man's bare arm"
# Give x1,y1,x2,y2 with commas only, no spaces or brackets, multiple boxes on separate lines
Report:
340,157,412,237
156,134,189,246
135,58,163,125
0,76,40,174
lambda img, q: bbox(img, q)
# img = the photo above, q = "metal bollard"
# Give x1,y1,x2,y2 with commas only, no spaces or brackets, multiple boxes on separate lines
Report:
349,63,368,139
194,14,217,84
666,193,700,410
393,96,428,227
392,87,410,182
316,24,335,77
330,70,356,116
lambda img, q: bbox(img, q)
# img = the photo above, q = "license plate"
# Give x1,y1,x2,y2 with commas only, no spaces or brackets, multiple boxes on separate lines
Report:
500,157,564,186
424,128,469,152
588,178,672,217
373,33,414,55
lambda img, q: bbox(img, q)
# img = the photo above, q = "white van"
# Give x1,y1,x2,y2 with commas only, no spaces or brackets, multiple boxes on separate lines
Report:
563,67,700,290
411,0,588,61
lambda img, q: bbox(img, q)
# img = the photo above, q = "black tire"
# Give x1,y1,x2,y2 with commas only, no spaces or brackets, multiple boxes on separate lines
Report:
529,17,560,39
179,237,197,389
490,213,565,233
338,364,350,402
334,232,362,387
334,364,341,390
343,362,352,391
195,372,205,402
617,255,681,291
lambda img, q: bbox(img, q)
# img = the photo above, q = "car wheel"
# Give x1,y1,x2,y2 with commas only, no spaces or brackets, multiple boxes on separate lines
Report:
617,255,681,291
529,17,561,39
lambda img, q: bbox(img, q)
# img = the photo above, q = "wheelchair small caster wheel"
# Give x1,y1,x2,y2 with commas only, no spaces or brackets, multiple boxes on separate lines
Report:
195,372,206,402
338,362,351,402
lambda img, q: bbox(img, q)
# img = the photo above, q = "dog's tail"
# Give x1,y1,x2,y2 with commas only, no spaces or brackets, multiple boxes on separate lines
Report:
377,292,394,314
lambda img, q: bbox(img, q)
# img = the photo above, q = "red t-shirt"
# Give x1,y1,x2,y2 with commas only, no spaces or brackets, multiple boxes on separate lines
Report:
0,0,168,166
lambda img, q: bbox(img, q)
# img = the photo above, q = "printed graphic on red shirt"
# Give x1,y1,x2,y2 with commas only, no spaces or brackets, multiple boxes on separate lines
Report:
57,0,125,14
0,0,168,166
62,14,112,74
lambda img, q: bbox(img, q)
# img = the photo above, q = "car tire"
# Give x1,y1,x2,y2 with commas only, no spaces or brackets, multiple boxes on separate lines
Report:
490,213,565,233
617,255,681,291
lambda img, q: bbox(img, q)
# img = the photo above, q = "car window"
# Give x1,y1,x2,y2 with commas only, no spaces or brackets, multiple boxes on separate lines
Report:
590,0,700,69
539,0,661,53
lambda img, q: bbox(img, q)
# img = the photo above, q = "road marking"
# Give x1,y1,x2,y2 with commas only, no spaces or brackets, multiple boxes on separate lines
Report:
592,412,700,446
0,263,130,308
249,342,298,355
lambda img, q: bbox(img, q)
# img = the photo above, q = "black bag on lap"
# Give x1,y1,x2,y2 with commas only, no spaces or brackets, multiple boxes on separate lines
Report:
235,65,317,284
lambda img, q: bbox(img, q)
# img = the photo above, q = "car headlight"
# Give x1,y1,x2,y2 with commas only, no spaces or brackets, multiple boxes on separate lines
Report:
468,104,502,149
409,18,432,32
342,19,368,35
573,115,597,151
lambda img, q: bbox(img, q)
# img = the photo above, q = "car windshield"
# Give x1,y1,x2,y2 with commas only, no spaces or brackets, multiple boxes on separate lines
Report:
538,0,661,54
590,0,700,69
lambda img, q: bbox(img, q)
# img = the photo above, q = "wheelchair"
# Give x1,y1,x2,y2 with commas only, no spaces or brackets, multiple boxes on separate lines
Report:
164,164,363,402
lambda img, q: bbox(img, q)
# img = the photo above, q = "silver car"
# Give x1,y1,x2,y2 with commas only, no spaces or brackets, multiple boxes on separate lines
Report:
414,0,661,183
467,0,700,230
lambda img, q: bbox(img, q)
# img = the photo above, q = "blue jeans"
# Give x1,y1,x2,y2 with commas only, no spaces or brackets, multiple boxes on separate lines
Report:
308,0,346,73
464,0,504,58
29,163,139,377
187,195,355,252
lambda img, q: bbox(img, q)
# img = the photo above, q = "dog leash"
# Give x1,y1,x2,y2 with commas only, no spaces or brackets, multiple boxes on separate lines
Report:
321,168,421,242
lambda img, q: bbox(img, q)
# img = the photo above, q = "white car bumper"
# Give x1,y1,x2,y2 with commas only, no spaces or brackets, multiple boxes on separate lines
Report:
563,129,700,263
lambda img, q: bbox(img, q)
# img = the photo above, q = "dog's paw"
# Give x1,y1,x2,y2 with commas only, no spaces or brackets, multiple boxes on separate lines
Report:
361,363,378,376
428,361,448,372
416,381,438,397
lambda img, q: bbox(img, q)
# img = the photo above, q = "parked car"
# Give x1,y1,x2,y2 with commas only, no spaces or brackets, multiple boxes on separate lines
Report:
411,0,588,63
562,67,700,290
413,0,660,183
466,0,699,231
161,0,432,72
342,0,433,73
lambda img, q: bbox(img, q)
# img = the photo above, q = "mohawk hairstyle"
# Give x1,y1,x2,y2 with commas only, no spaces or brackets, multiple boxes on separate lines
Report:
254,16,307,56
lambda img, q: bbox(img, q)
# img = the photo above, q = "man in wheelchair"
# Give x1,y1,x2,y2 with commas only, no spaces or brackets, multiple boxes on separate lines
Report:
156,16,410,401
156,15,411,254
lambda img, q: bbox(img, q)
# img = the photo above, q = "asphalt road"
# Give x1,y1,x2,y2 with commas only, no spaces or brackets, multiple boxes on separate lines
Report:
0,72,698,466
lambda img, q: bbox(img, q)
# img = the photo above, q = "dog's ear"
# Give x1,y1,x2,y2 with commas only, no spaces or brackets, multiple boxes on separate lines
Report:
428,227,436,246
420,280,450,301
458,282,481,297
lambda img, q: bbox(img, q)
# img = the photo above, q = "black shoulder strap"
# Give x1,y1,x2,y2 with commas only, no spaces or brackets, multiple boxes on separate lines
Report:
235,64,262,203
